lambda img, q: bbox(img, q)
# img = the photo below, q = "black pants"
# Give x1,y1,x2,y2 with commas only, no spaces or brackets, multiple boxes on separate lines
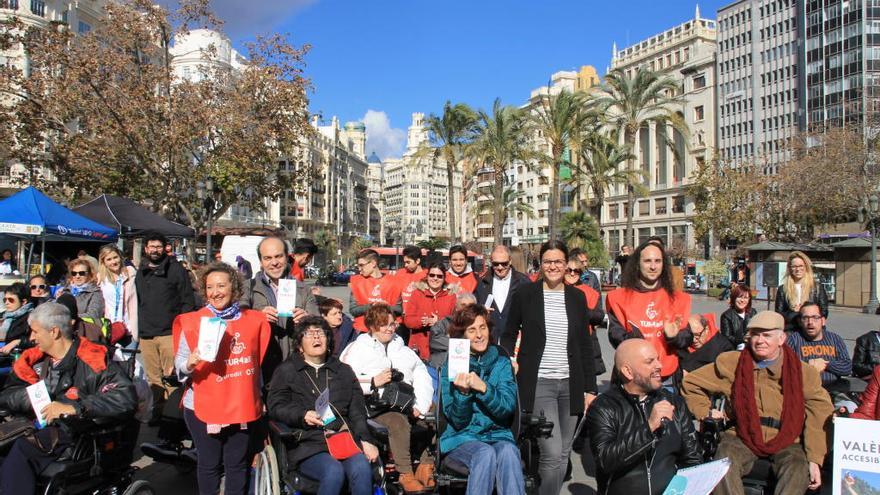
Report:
184,408,265,495
0,426,73,495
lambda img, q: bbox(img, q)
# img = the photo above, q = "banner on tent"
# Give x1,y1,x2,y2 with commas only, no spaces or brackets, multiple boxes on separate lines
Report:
0,222,43,235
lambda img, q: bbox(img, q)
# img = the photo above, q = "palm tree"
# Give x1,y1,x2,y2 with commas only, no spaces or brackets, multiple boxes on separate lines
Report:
527,89,594,241
559,210,602,250
425,101,479,242
593,68,687,247
469,98,535,245
573,130,641,235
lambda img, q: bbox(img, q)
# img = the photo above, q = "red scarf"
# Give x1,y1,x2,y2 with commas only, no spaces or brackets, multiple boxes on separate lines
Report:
731,344,805,456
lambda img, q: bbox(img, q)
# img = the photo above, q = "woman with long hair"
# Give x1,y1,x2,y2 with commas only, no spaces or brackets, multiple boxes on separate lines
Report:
502,239,597,495
605,240,693,387
26,274,51,306
97,244,139,343
775,251,828,332
58,258,104,321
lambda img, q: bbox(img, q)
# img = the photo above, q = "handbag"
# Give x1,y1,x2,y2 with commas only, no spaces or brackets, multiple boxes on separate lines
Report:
368,380,416,417
0,418,35,451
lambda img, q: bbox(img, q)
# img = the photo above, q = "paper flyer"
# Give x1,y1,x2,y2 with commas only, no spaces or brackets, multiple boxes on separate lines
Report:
484,294,495,310
198,317,226,362
833,417,880,495
662,457,730,495
448,338,470,379
276,278,298,317
315,388,336,426
26,380,52,428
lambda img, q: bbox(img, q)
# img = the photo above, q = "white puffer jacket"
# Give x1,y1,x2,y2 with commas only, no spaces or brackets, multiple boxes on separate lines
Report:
340,332,434,414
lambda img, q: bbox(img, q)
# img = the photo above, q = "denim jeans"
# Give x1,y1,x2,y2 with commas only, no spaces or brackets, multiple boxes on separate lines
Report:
534,377,579,495
298,452,373,495
446,440,525,495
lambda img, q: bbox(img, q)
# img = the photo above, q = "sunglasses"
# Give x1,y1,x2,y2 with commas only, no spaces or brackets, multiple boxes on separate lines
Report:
4,297,17,303
30,284,47,290
565,268,583,275
427,273,445,279
70,271,89,277
491,261,510,268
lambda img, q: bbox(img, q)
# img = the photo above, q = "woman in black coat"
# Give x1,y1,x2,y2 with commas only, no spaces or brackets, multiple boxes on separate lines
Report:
774,251,828,332
502,240,597,495
0,283,34,354
719,283,757,349
267,316,378,495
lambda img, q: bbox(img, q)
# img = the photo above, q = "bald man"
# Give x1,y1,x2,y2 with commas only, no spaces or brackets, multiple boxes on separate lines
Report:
587,339,701,495
475,245,530,343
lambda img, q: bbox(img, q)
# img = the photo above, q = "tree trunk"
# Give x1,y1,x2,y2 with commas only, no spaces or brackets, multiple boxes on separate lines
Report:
625,130,636,248
493,167,504,246
444,147,458,242
548,144,563,241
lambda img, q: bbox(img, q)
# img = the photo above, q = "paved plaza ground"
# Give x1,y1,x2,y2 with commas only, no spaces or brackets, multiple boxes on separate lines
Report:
135,284,879,494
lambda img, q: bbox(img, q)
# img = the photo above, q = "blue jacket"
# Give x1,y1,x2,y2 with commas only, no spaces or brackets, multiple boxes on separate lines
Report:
440,344,517,453
332,314,357,358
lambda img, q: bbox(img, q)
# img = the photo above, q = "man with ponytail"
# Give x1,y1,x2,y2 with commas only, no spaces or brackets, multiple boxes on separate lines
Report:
681,311,833,495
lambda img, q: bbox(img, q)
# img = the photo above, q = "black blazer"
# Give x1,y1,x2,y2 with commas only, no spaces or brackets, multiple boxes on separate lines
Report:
501,281,597,416
774,283,828,332
475,269,530,344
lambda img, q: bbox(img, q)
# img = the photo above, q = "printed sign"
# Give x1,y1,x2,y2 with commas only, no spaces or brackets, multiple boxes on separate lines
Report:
661,457,730,495
484,294,495,310
833,417,880,495
315,388,336,426
277,279,298,317
448,338,470,379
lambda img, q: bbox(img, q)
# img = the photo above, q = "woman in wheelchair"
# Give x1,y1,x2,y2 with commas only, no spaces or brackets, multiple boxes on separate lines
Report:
440,305,524,495
340,303,435,493
267,316,379,495
172,262,272,495
0,302,137,495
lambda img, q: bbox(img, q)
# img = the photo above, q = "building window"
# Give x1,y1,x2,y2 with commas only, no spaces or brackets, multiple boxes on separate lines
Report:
694,105,705,122
655,198,667,215
638,200,650,217
29,0,43,16
654,226,668,246
672,196,685,213
78,21,91,34
609,204,619,220
693,74,706,89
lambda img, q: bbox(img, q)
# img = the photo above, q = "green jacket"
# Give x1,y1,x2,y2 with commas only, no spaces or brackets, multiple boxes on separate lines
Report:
440,344,517,453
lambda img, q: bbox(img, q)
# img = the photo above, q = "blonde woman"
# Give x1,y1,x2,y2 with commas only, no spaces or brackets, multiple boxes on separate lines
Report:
98,244,139,342
774,251,828,332
59,258,104,321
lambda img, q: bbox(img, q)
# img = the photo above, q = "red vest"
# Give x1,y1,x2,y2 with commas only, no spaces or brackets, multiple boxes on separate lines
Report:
395,269,426,308
173,308,270,425
573,284,600,335
605,287,691,376
349,274,402,332
289,263,305,282
445,271,477,294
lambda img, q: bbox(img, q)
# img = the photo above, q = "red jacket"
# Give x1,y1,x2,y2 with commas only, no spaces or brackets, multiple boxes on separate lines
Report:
852,366,880,420
445,271,478,294
572,284,600,335
403,285,457,330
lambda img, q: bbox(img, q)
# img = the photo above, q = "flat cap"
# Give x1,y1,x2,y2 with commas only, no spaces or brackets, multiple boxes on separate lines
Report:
746,310,784,331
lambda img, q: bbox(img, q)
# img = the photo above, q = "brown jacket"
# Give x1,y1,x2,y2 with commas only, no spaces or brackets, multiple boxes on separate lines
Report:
681,350,833,464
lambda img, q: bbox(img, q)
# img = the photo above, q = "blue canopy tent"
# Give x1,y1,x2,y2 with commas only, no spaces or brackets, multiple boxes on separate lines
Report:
0,187,117,273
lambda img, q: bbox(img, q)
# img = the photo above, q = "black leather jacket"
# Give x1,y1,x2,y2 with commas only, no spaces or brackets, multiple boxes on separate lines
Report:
853,331,880,379
587,384,702,495
719,307,756,348
774,284,828,332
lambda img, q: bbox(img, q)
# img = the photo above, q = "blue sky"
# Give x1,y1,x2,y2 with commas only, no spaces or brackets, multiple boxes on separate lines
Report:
207,0,730,159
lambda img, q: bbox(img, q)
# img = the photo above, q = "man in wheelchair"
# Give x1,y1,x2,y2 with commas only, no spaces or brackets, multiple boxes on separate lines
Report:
682,311,833,495
0,302,138,495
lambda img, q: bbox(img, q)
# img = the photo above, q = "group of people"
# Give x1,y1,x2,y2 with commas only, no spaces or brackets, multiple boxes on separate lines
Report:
2,232,880,495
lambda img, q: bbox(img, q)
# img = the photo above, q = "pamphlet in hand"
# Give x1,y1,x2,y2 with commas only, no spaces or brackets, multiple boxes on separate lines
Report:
661,457,731,495
198,317,226,362
315,388,336,426
277,279,298,317
26,379,51,428
484,294,495,310
448,338,470,379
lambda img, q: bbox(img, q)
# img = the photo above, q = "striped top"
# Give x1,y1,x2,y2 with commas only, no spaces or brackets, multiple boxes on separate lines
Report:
538,290,569,379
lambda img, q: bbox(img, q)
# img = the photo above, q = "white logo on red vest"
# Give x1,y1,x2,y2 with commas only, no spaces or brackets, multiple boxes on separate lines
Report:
370,283,382,298
645,301,658,320
230,333,246,355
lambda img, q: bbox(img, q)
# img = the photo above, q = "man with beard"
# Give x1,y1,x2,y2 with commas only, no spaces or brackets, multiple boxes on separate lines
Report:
245,236,318,381
588,339,701,495
135,232,196,422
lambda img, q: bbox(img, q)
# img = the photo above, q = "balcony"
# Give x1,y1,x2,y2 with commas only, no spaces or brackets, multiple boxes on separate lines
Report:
30,0,43,16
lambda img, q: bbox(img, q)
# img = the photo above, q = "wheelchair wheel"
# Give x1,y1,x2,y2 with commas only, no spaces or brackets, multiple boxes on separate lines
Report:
122,480,155,495
253,443,280,495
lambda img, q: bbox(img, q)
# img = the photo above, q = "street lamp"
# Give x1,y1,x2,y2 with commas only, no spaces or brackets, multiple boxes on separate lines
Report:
862,193,879,314
196,179,220,263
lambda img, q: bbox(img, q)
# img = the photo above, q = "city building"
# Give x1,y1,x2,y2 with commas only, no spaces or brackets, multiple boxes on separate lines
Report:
717,0,799,171
366,152,385,244
383,113,462,244
604,8,717,257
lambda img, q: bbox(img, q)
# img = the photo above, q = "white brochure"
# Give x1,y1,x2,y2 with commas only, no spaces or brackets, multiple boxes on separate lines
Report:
26,379,52,428
448,338,470,379
276,279,298,317
484,294,495,310
198,317,226,362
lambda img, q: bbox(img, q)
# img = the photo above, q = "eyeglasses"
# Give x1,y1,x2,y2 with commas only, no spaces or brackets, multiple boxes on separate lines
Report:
30,284,47,290
541,259,566,267
801,315,823,322
565,268,582,275
356,261,373,268
491,261,510,268
302,329,326,339
70,271,88,277
427,273,444,279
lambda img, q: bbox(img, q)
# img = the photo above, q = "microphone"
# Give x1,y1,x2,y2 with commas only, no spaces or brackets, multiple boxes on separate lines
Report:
656,417,671,436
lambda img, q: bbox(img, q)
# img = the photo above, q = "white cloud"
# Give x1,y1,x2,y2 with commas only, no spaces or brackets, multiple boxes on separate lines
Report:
157,0,315,39
362,110,406,160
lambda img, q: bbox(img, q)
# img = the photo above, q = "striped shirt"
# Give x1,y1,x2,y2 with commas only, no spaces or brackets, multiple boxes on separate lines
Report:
538,290,569,379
